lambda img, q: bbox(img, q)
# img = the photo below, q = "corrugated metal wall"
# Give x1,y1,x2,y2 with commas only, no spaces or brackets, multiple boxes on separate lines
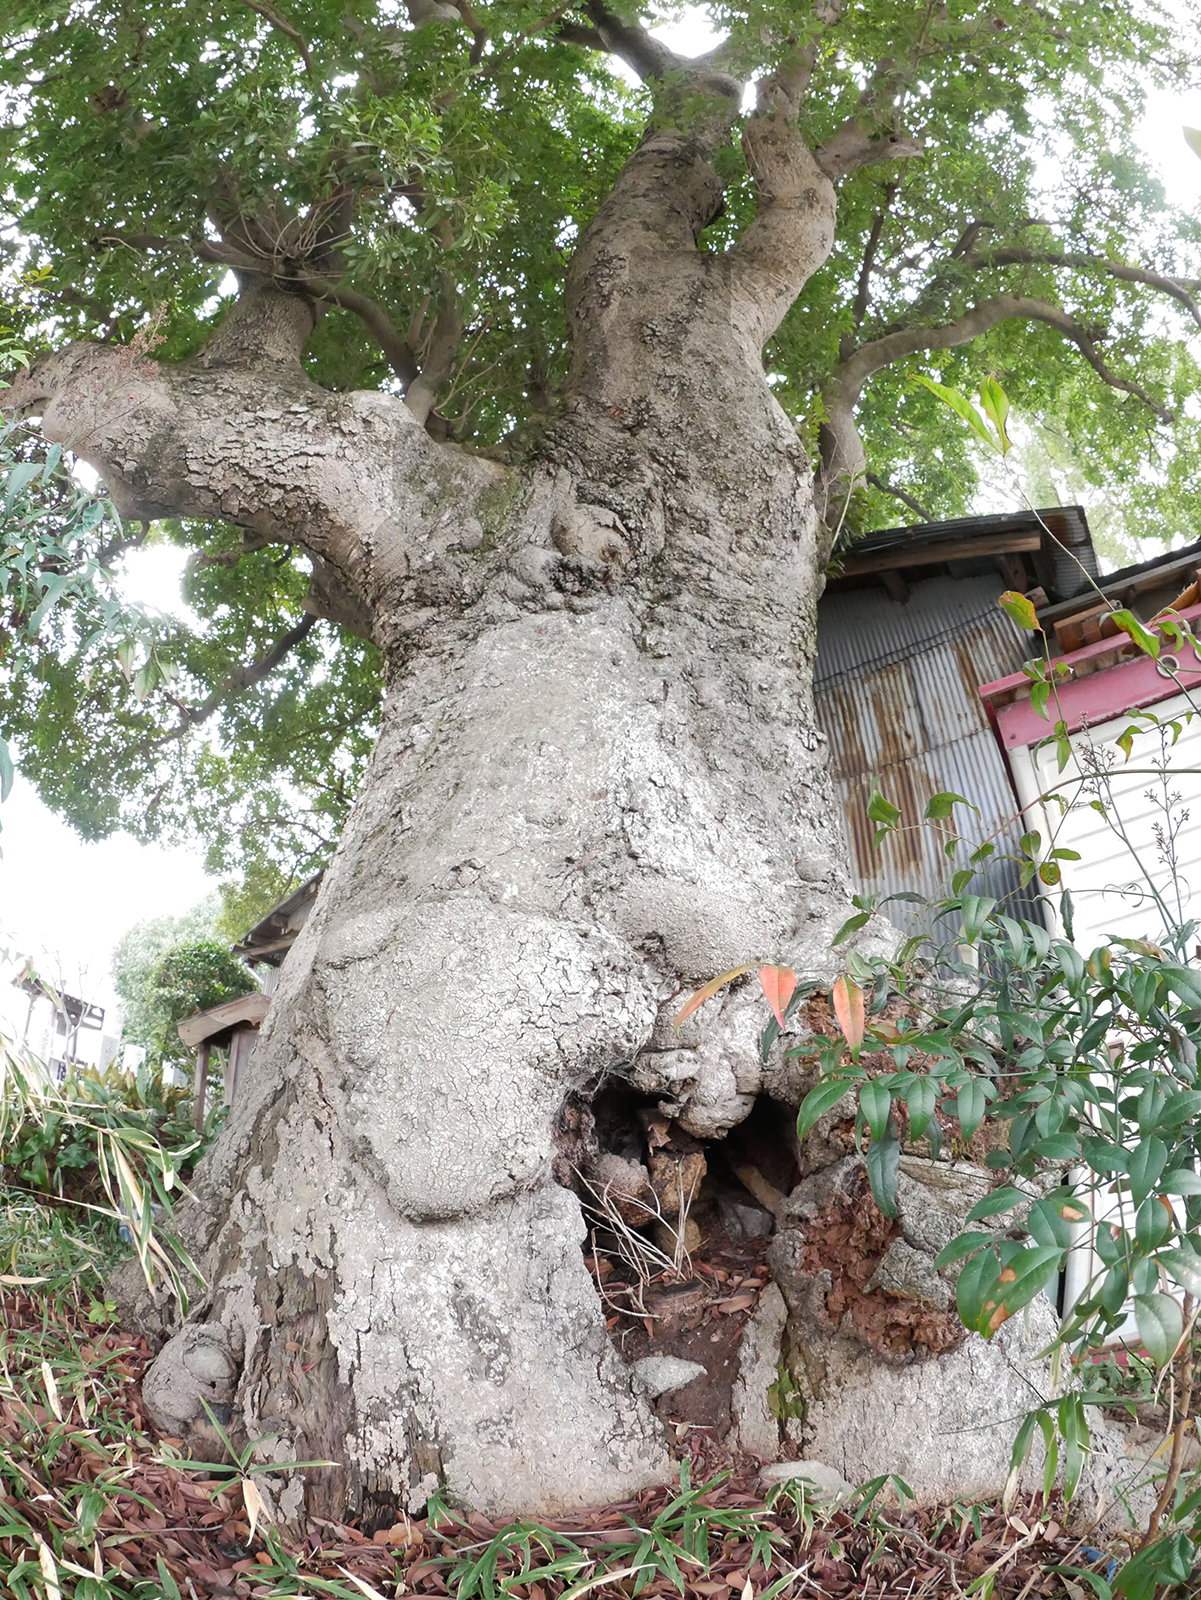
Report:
815,574,1037,933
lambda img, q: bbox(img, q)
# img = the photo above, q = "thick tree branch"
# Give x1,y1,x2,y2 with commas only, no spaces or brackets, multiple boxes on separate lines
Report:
849,185,896,336
816,292,1174,527
293,272,420,388
553,21,604,51
2,314,506,637
865,471,932,521
959,248,1201,332
236,0,314,74
835,295,1173,422
815,123,924,182
403,282,463,429
175,611,319,731
765,0,844,106
729,116,836,349
96,228,422,390
580,0,682,80
97,228,263,274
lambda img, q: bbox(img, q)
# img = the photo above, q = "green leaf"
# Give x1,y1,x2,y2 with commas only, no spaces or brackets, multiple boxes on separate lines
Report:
0,735,12,804
1159,1246,1201,1298
959,895,997,944
1161,1168,1201,1195
955,1079,988,1142
1109,609,1159,659
832,911,871,946
1127,1136,1167,1208
933,1231,992,1269
998,590,1039,631
1031,1132,1080,1161
1133,1293,1183,1367
902,1074,936,1141
865,1119,900,1218
956,1247,1001,1330
917,376,997,450
977,1245,1064,1334
3,459,41,509
1026,1198,1073,1251
966,1186,1027,1222
866,787,901,828
860,1079,891,1143
979,375,1012,455
796,1077,853,1141
1162,965,1201,1007
924,790,977,819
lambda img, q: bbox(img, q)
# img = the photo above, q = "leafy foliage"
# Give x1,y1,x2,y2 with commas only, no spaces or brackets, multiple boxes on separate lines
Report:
2,1,1200,874
110,896,219,1048
148,939,259,1065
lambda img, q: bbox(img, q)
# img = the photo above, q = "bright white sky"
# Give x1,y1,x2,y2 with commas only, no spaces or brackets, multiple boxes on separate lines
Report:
2,10,1200,1038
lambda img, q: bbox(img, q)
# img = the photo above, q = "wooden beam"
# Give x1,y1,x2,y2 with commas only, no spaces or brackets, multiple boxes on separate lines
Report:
192,1041,210,1133
995,551,1027,590
839,530,1041,577
879,569,909,603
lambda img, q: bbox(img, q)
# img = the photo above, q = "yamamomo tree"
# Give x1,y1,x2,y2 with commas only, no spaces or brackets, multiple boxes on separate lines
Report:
4,0,1201,1526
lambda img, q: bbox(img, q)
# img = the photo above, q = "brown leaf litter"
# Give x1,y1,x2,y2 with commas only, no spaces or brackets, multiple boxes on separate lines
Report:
0,1287,1168,1599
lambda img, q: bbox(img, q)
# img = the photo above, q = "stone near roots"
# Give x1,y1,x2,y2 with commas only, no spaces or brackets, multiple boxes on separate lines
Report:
768,1153,1160,1525
718,1196,774,1240
653,1216,703,1256
140,1321,241,1438
759,1460,852,1503
633,1356,707,1398
649,1150,707,1217
789,1295,1062,1505
587,1152,654,1225
731,1282,788,1458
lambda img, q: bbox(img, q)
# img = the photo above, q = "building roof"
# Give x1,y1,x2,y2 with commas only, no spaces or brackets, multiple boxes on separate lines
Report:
828,506,1097,605
231,870,324,967
177,991,272,1049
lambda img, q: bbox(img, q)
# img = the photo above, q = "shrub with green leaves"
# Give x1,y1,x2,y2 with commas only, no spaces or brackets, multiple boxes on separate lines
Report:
149,938,259,1064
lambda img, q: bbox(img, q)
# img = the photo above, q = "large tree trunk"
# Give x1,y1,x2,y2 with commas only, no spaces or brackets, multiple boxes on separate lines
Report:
10,93,858,1521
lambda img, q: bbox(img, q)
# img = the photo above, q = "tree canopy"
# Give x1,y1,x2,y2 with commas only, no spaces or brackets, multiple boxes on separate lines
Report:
111,894,219,1048
3,0,1200,879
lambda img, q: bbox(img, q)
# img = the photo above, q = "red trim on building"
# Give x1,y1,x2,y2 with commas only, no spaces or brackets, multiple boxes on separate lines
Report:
978,602,1201,751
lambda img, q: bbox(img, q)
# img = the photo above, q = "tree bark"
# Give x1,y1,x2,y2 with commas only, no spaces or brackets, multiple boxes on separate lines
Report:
8,97,855,1523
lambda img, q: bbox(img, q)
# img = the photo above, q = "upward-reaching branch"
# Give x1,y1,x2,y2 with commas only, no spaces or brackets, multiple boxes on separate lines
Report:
580,0,683,80
818,292,1174,524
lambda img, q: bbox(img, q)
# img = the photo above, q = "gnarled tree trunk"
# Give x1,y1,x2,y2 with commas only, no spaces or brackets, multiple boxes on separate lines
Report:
10,83,858,1522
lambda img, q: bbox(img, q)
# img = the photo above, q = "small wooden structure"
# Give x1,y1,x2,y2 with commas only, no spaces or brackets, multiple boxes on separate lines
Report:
178,993,271,1131
231,871,324,976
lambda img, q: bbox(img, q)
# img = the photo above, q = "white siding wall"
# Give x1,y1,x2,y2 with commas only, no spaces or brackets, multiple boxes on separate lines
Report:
1009,691,1201,1321
1008,689,1201,951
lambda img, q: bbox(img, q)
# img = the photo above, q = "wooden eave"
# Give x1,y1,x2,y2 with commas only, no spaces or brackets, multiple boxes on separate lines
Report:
177,992,271,1050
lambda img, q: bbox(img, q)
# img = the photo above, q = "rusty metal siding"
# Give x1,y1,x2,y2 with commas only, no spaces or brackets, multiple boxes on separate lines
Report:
815,575,1036,932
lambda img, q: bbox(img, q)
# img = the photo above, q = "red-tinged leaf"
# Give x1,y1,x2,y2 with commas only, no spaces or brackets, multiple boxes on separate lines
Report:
998,590,1040,631
758,964,796,1027
674,964,756,1027
831,975,865,1058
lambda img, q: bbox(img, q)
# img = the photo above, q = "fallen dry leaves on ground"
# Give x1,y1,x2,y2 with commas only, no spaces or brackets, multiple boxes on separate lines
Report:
0,1288,1153,1600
